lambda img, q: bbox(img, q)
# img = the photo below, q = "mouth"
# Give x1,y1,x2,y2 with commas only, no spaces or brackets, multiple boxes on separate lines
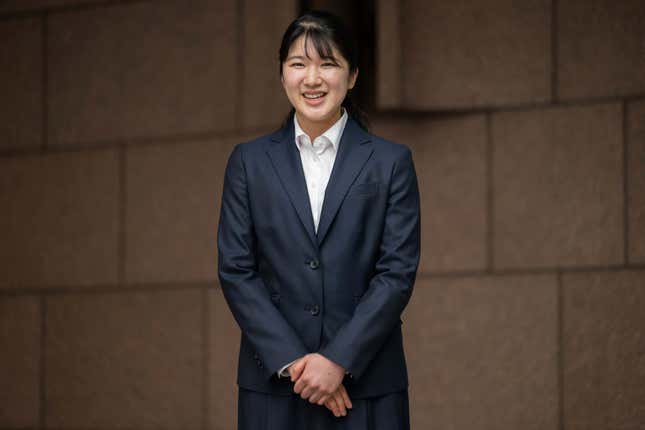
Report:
302,91,327,105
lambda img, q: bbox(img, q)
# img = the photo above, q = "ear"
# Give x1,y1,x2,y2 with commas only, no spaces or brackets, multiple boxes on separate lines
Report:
348,68,359,90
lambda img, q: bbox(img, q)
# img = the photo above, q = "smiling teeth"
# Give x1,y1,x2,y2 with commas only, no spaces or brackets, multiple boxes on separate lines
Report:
304,93,325,99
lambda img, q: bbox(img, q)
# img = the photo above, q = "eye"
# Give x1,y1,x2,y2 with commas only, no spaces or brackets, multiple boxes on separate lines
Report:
289,62,305,68
322,62,338,67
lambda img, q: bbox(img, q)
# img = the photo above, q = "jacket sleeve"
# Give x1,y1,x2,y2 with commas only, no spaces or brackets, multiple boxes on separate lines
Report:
318,147,421,380
217,144,309,380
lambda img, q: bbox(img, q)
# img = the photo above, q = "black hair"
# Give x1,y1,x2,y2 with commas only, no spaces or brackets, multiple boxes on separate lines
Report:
278,10,369,131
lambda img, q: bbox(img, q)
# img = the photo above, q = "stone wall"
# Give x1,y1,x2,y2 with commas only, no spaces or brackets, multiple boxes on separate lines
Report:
1,1,643,429
372,1,645,429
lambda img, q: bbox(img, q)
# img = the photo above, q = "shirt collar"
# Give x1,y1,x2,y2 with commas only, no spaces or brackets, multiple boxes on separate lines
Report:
293,108,348,152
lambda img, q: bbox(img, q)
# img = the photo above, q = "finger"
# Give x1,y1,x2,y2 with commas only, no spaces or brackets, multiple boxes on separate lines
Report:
308,390,322,404
326,395,342,417
300,385,313,400
316,394,329,406
324,399,338,417
293,377,306,394
338,384,353,409
333,390,347,416
332,391,346,417
290,358,306,382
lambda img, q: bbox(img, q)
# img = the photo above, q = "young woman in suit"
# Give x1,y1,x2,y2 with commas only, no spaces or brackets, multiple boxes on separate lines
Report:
218,9,420,429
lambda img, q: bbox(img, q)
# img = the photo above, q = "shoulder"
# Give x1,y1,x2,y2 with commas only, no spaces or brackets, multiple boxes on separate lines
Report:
229,128,283,159
366,130,413,162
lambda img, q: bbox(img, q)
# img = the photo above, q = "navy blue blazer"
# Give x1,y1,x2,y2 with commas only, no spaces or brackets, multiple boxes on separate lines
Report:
217,116,420,399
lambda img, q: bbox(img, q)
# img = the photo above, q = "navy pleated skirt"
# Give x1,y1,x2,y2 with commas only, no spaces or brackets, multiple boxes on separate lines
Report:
238,387,410,430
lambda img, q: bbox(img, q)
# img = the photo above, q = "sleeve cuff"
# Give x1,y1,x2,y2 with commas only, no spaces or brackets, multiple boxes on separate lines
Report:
277,358,298,378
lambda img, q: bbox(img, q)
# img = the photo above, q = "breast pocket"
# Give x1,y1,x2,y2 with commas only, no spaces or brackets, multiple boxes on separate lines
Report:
346,182,379,199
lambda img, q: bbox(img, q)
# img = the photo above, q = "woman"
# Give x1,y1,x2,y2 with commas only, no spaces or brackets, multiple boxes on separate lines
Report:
218,9,420,429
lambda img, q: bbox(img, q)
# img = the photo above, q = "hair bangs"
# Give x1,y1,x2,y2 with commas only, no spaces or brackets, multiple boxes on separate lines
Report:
302,27,337,62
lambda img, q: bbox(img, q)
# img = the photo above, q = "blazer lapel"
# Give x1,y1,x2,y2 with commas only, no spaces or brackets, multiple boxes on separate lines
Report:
316,118,373,246
266,121,318,249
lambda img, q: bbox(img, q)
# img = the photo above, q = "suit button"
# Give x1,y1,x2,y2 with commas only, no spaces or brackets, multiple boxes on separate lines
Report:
308,259,319,269
310,304,320,316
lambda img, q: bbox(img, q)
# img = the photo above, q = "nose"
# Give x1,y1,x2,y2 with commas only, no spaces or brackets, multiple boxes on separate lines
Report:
303,65,322,86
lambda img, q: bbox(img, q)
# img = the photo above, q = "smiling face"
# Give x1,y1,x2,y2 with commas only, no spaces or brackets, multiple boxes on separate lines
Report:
280,34,358,137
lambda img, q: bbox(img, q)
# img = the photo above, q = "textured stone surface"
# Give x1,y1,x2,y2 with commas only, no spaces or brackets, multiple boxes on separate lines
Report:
562,270,645,430
0,17,42,150
0,295,40,428
45,288,203,429
558,0,645,100
48,0,237,145
628,100,645,263
373,115,488,273
242,0,296,129
401,0,551,109
125,138,237,283
376,0,402,108
0,149,119,287
492,103,623,269
0,0,103,13
208,288,239,430
402,275,558,430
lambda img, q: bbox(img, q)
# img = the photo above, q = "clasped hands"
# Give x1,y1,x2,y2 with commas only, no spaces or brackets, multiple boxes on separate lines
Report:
287,353,353,417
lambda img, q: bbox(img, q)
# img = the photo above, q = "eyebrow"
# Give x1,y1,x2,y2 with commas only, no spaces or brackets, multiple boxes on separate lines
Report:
285,55,340,63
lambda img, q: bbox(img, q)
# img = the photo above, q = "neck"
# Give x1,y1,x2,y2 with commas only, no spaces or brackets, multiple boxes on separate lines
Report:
296,109,342,141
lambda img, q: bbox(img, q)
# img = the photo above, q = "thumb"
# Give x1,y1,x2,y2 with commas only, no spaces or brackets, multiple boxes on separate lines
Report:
290,357,307,382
